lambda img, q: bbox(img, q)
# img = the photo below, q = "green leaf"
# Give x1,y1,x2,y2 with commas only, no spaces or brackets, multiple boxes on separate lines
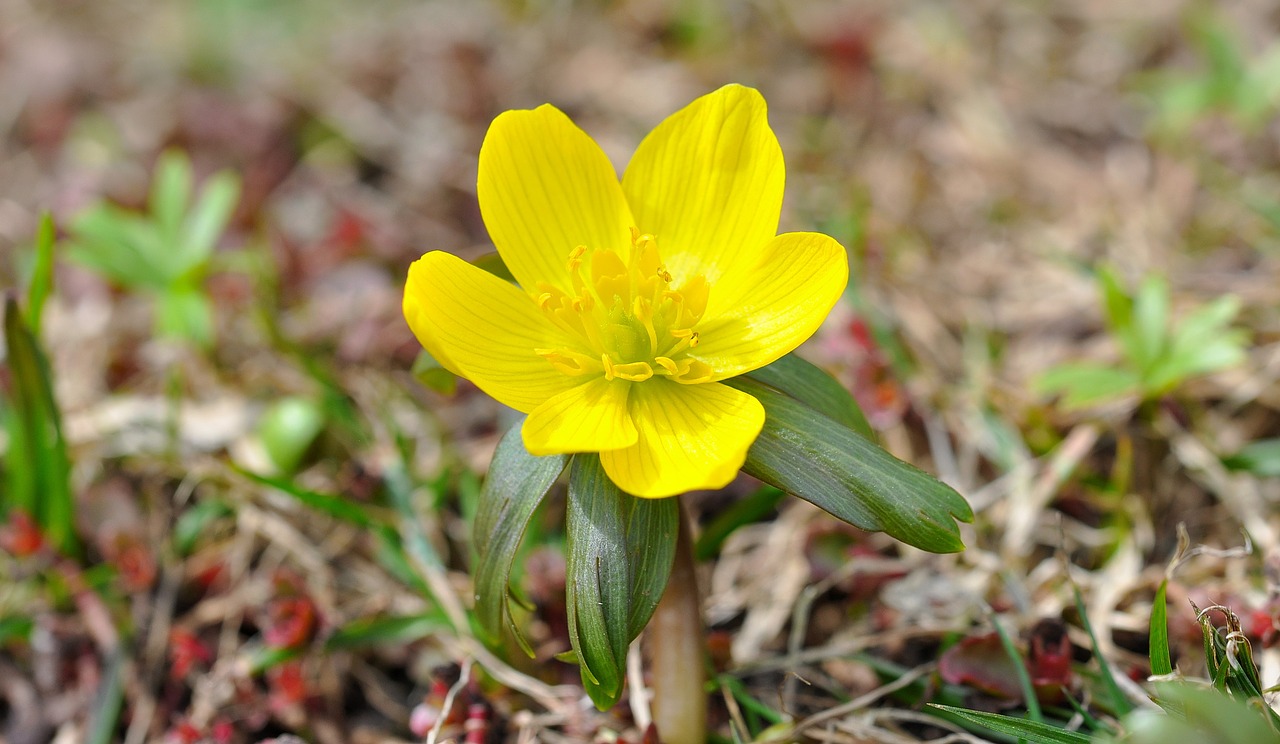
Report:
0,615,34,645
85,649,125,744
151,150,194,244
324,612,450,650
729,377,972,554
66,208,170,289
564,455,678,709
1097,266,1133,343
473,420,568,648
471,251,516,282
256,396,326,474
2,298,76,554
234,466,393,529
1074,584,1134,716
991,617,1041,722
411,350,458,395
1129,683,1280,744
1131,275,1169,373
1150,579,1172,677
743,352,873,438
1034,364,1142,410
180,169,240,274
26,213,56,336
173,498,234,555
1223,438,1280,477
929,705,1092,744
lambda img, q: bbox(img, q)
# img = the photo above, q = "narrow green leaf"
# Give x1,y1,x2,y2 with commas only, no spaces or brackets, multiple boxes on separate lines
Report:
66,209,170,289
1097,266,1134,344
730,377,971,553
3,298,76,554
991,617,1041,722
565,455,678,709
1223,438,1280,477
180,170,240,272
151,150,193,245
929,705,1092,744
26,213,56,336
85,648,125,744
1140,683,1280,744
173,498,234,555
1074,584,1134,716
1034,364,1141,410
472,420,568,647
1150,580,1172,676
234,466,392,529
324,612,449,650
1131,275,1170,372
743,352,873,438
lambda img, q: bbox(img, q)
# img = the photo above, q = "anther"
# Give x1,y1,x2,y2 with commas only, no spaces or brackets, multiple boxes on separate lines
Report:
689,331,699,348
656,265,672,283
567,245,587,271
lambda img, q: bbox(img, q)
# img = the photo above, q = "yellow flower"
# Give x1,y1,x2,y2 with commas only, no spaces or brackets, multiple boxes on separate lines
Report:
403,84,848,498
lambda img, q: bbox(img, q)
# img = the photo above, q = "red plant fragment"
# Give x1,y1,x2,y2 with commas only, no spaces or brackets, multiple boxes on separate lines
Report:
0,510,45,556
263,596,317,649
169,627,213,680
938,633,1024,699
1027,619,1075,703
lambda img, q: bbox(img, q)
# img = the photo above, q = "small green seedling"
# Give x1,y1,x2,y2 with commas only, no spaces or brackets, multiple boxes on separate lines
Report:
66,150,240,348
1141,9,1280,135
1036,267,1248,410
1,215,77,555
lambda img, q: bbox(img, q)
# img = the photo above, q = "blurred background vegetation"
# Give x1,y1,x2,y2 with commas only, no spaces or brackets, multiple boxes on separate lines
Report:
3,0,1280,742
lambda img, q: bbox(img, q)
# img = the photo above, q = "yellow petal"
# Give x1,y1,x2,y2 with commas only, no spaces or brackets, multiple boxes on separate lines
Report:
691,232,848,380
600,380,764,498
403,251,578,413
478,105,635,295
522,377,637,456
621,84,784,285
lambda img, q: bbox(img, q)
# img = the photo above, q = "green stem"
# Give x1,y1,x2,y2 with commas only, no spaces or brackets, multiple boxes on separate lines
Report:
649,498,706,744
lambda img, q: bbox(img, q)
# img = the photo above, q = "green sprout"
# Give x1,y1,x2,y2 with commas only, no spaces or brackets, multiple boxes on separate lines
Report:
65,149,240,349
1140,9,1280,135
1036,266,1248,411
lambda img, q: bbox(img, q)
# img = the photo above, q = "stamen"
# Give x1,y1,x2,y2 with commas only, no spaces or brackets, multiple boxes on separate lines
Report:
689,331,699,348
566,245,587,271
535,348,601,376
610,361,654,382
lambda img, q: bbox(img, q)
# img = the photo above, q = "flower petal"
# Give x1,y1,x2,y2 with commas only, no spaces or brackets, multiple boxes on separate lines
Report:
621,84,784,285
691,231,848,380
478,105,635,295
403,251,578,413
523,377,637,456
600,380,764,498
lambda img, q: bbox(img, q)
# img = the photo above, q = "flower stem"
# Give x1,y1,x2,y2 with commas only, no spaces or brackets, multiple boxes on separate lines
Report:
649,497,706,744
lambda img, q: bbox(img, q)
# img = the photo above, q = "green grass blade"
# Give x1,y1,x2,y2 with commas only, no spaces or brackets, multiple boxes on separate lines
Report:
26,213,56,336
929,705,1092,744
1150,579,1172,676
991,616,1042,722
1073,584,1134,715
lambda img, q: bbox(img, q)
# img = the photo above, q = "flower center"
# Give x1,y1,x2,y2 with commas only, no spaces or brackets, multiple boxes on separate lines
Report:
534,228,713,384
